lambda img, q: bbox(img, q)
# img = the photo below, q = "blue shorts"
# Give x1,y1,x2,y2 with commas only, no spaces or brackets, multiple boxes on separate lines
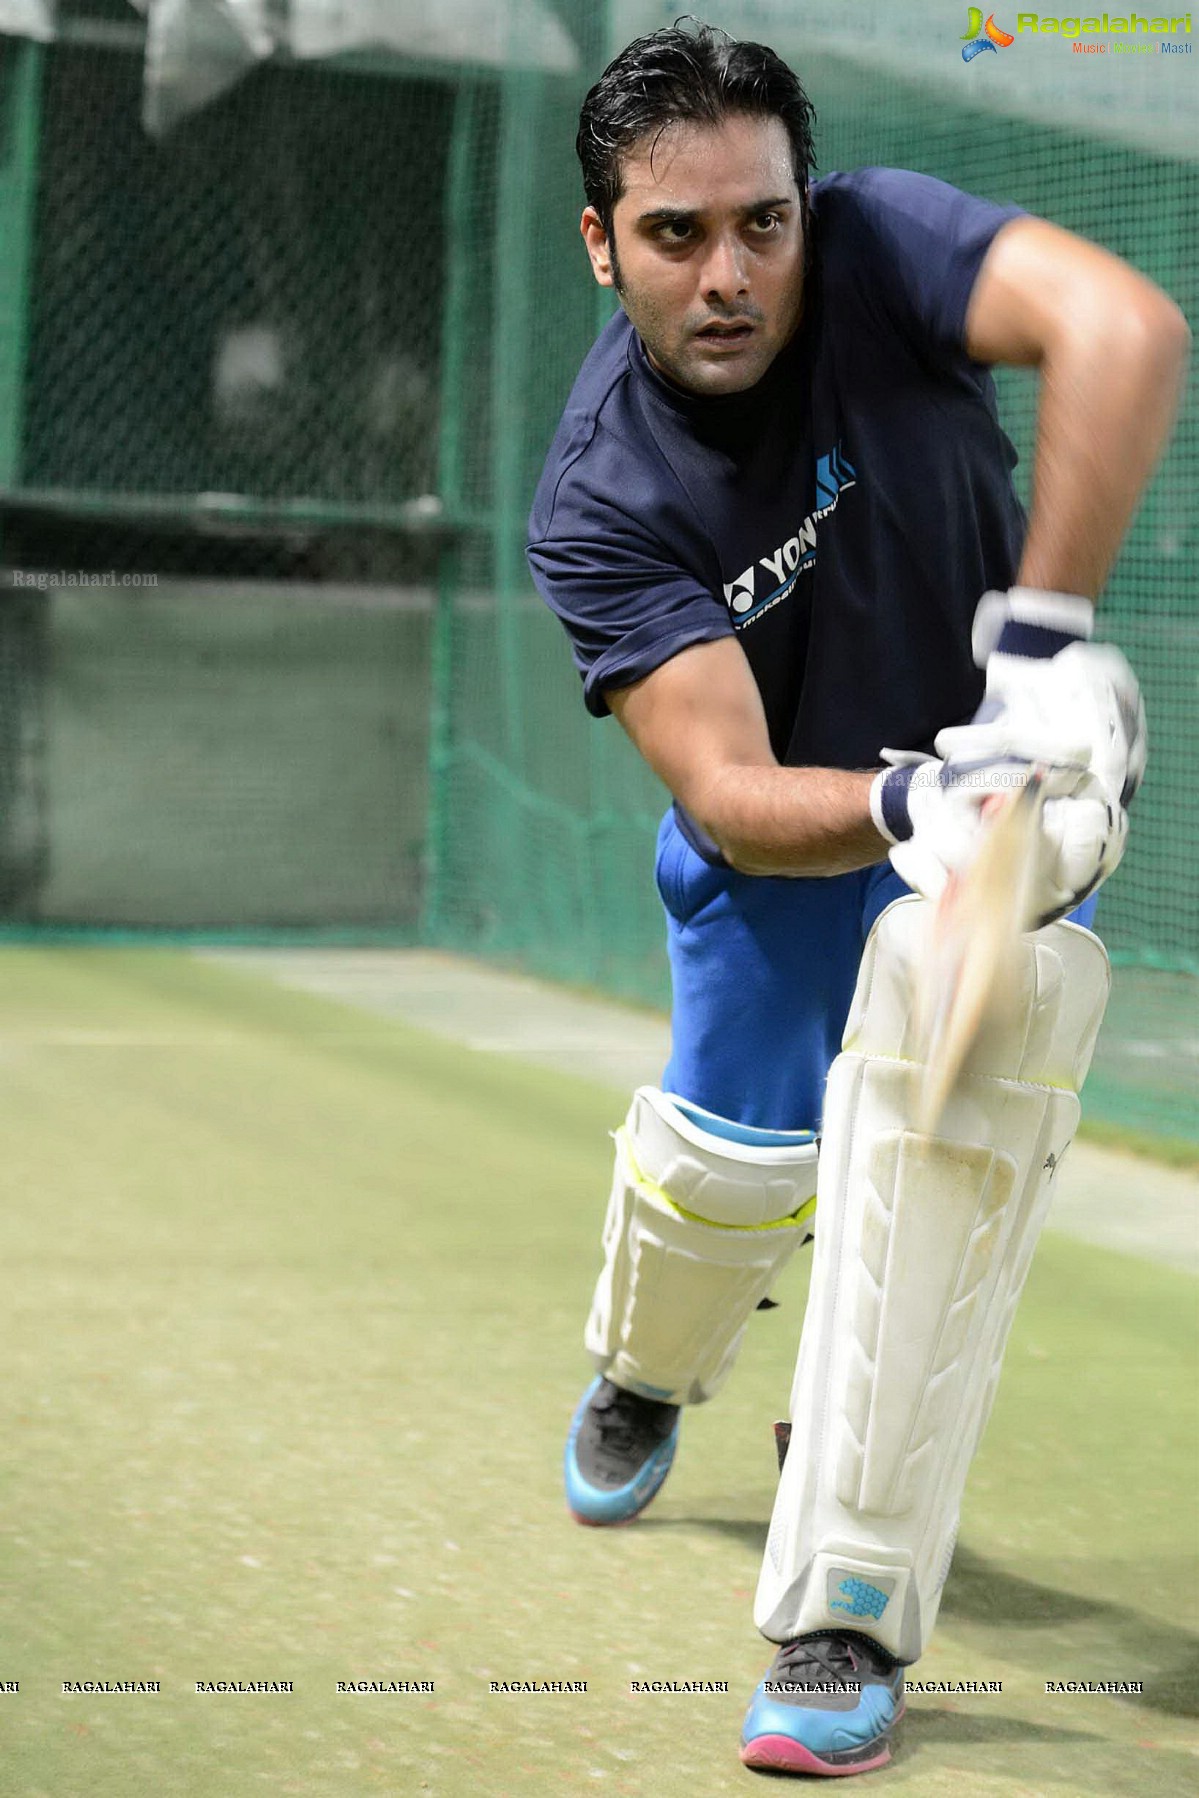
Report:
654,807,1098,1134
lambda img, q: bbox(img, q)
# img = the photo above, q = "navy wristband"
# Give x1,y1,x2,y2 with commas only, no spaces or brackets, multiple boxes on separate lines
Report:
879,763,918,842
994,618,1085,660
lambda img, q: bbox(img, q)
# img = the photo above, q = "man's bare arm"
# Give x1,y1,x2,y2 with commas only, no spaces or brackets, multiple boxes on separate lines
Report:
966,215,1190,600
606,637,886,877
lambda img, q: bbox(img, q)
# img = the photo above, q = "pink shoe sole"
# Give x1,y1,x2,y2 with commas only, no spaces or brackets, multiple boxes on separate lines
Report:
739,1704,904,1778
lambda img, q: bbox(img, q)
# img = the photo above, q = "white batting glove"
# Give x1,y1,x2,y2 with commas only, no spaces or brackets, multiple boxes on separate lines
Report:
934,588,1147,817
869,755,1113,923
870,589,1145,927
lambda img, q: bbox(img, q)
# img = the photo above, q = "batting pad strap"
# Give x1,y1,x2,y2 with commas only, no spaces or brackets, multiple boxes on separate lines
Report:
585,1089,818,1407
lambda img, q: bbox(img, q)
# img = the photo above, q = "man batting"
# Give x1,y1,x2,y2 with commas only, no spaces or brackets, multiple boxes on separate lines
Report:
526,19,1187,1777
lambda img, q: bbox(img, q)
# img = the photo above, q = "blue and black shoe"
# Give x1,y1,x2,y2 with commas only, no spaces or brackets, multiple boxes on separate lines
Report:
740,1631,905,1776
564,1375,679,1525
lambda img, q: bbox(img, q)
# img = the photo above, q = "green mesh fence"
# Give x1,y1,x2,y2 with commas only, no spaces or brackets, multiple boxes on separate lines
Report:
0,7,1194,1141
427,18,1199,1144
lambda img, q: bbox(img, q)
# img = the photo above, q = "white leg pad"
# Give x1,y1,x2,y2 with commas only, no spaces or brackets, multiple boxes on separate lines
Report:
754,896,1109,1661
586,1087,819,1407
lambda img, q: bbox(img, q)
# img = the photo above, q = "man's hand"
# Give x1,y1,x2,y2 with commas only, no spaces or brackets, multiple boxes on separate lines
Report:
872,754,1124,929
935,587,1147,814
872,589,1146,926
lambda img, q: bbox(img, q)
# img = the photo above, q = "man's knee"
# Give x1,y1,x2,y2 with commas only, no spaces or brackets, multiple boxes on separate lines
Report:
587,1088,819,1406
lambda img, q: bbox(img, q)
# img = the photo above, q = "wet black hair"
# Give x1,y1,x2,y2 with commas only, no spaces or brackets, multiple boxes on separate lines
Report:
576,18,817,233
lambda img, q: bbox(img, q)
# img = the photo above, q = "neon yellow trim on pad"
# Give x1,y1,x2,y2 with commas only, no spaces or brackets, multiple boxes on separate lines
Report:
619,1129,818,1233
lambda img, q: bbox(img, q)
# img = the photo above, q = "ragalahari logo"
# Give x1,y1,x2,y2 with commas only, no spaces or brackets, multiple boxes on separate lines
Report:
962,8,1017,56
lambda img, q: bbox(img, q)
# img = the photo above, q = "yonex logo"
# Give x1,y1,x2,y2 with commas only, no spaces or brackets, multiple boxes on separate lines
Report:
723,566,757,615
721,441,856,626
962,8,1016,57
830,1576,891,1621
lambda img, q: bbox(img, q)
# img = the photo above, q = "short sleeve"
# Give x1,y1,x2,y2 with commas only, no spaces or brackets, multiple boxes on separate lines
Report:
822,168,1024,364
527,477,732,719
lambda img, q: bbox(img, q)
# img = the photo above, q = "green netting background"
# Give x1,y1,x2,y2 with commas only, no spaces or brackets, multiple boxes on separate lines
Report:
0,5,1194,1141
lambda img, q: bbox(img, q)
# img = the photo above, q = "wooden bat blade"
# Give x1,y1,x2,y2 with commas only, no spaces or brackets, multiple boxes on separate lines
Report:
914,771,1046,1134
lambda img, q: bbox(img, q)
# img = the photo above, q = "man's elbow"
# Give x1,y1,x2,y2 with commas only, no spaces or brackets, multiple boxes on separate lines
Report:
716,838,776,876
1126,291,1190,378
687,766,774,876
1082,285,1190,387
694,808,763,876
1125,296,1190,439
1155,298,1192,385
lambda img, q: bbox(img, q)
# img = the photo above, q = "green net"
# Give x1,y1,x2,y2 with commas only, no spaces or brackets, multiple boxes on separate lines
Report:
19,580,430,932
0,6,1194,1140
431,15,1199,1143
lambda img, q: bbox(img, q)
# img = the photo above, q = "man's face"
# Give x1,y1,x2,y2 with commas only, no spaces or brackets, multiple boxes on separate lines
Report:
581,113,805,397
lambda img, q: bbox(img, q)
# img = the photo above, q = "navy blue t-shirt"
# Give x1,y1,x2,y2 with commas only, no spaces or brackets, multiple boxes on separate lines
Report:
527,168,1027,785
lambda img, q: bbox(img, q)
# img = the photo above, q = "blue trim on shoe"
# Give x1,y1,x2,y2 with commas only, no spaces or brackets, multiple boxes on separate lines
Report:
741,1671,903,1758
564,1376,679,1525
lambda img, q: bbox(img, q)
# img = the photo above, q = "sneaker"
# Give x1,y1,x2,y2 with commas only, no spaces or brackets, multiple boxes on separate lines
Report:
740,1630,905,1776
564,1375,679,1525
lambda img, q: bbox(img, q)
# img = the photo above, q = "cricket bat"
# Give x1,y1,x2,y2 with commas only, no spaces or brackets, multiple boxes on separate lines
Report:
913,768,1047,1134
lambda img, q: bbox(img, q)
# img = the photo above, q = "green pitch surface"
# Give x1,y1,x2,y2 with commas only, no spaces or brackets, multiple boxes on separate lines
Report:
1,949,1196,1798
